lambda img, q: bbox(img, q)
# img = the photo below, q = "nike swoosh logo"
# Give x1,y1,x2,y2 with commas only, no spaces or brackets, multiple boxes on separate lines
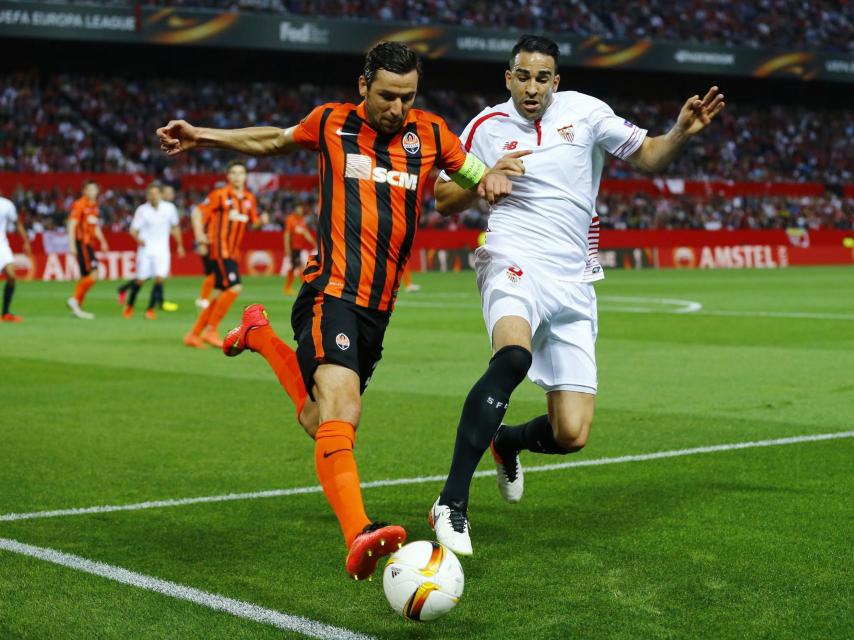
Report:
322,448,349,458
335,128,358,136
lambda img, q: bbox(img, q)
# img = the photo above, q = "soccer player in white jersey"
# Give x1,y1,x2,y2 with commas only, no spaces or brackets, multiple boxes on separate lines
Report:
429,35,725,555
122,182,185,319
0,194,32,322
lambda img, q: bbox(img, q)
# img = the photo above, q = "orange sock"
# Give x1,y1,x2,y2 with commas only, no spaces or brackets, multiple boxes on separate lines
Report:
207,288,238,330
74,275,95,304
191,297,217,335
285,270,295,290
402,267,411,287
200,273,215,300
314,420,370,547
246,325,308,417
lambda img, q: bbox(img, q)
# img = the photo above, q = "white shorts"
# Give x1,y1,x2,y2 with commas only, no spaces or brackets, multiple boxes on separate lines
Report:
475,245,598,394
135,249,171,280
0,243,13,272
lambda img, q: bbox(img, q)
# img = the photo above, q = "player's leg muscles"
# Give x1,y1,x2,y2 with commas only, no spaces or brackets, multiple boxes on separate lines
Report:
2,264,15,315
439,315,533,507
312,363,370,546
546,390,595,452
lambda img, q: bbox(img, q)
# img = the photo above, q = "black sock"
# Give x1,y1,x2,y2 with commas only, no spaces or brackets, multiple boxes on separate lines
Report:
127,281,141,308
2,281,14,315
149,282,164,310
494,415,568,455
118,280,133,294
439,345,532,509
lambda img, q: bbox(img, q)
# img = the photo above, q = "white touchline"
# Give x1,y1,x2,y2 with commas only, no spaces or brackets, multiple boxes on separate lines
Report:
395,299,854,321
0,537,376,640
2,431,852,524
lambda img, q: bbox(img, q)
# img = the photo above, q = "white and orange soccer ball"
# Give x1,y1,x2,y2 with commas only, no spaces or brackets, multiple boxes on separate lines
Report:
382,541,464,621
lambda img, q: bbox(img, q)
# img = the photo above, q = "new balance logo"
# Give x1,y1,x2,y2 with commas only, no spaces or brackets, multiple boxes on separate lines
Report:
502,141,519,150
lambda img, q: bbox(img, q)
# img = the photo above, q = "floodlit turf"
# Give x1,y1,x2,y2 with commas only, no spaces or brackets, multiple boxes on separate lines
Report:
1,267,852,639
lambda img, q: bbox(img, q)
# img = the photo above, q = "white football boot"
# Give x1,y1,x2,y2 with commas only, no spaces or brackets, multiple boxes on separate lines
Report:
491,426,524,503
429,497,473,556
67,297,94,320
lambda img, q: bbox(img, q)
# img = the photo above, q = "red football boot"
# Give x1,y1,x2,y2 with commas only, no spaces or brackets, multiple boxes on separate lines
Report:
1,313,22,323
222,303,270,357
345,522,407,581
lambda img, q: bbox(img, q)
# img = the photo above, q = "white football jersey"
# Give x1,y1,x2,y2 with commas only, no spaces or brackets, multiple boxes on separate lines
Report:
130,201,179,255
444,91,647,282
0,196,17,250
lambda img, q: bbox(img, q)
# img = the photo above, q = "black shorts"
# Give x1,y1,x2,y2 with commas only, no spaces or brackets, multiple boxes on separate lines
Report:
211,258,241,290
201,255,215,276
289,249,304,269
291,283,390,399
76,241,98,277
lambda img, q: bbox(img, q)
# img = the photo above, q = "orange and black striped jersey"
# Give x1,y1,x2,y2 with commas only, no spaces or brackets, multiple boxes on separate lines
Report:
293,101,468,311
199,186,259,260
67,197,101,245
285,213,315,251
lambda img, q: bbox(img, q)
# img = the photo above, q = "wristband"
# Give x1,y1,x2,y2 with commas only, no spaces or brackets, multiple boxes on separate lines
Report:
449,153,487,190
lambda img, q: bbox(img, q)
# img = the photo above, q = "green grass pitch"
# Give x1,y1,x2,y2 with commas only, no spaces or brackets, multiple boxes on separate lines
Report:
1,267,852,639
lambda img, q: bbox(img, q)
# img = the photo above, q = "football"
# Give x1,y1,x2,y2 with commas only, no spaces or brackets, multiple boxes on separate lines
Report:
382,541,465,621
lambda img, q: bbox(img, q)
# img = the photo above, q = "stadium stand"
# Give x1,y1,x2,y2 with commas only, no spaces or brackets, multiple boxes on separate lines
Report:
4,72,852,184
23,0,854,52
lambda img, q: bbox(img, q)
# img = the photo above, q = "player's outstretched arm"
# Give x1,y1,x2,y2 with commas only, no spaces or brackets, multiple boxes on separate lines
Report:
435,150,529,215
629,86,725,173
16,220,32,257
67,218,78,255
157,120,303,157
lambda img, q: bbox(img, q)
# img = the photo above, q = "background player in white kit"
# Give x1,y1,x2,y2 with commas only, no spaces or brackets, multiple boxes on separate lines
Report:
429,35,725,554
0,195,32,323
122,182,185,319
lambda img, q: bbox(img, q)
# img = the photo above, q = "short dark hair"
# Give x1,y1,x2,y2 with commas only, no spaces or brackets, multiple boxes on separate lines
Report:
363,42,422,88
510,35,560,70
147,180,162,191
226,159,247,172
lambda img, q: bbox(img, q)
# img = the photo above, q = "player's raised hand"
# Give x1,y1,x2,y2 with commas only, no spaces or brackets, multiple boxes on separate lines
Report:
491,149,532,177
676,86,725,136
157,120,199,156
477,172,513,205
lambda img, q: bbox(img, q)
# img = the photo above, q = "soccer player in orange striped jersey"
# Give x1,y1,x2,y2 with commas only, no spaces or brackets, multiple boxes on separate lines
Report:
66,181,109,320
282,202,316,295
184,160,269,349
157,42,518,580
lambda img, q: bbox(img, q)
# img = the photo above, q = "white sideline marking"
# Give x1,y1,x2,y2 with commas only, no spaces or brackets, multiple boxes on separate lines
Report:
0,538,375,640
396,298,854,320
2,431,851,524
599,295,703,313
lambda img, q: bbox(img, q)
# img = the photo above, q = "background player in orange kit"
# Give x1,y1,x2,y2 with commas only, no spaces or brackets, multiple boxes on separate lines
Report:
282,201,316,295
66,181,109,320
157,42,517,580
184,160,268,348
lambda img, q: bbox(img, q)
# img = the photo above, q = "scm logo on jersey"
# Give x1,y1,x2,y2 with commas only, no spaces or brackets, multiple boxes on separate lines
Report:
372,167,419,191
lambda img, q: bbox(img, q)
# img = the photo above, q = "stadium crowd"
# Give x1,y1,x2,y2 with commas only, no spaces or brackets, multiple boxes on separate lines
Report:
2,70,852,232
26,0,854,52
4,72,853,185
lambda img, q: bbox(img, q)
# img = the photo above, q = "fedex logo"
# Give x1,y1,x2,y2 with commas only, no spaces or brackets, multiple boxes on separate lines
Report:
344,154,419,191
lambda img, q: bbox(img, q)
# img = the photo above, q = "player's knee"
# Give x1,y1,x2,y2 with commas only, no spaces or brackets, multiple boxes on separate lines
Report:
229,284,242,294
489,345,532,387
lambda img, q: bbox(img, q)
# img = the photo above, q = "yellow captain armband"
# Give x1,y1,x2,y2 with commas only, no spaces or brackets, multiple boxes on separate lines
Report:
448,153,487,190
